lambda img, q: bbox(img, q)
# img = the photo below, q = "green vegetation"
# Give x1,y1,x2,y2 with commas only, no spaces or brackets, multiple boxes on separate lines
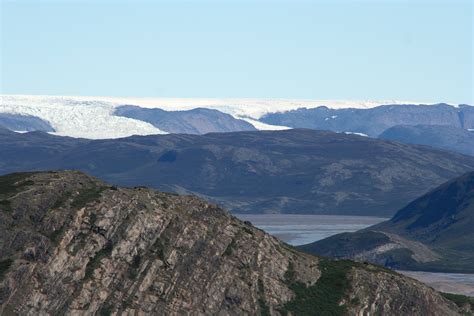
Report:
98,303,113,316
223,238,237,256
71,186,106,209
280,259,353,316
241,226,254,235
89,212,98,226
71,233,87,255
52,191,72,209
49,226,65,244
0,258,13,281
85,241,113,279
284,261,296,282
0,173,36,212
152,238,166,260
0,199,12,212
350,297,360,306
257,278,271,316
441,292,474,310
127,255,141,279
0,173,35,196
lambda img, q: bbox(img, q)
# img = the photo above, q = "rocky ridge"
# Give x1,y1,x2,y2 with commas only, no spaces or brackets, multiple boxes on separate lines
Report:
0,171,467,315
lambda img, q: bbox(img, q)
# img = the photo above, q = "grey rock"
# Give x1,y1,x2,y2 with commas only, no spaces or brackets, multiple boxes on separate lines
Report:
0,171,465,315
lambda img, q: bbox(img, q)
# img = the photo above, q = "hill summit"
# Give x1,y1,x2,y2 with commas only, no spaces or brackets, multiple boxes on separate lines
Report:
0,171,467,314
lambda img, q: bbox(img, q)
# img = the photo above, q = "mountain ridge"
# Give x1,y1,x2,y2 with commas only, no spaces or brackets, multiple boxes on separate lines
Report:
261,103,474,137
2,128,474,216
114,105,257,134
2,94,470,139
379,124,474,156
0,171,468,315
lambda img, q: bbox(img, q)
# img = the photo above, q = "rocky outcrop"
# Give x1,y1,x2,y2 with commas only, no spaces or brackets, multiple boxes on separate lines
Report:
0,171,466,315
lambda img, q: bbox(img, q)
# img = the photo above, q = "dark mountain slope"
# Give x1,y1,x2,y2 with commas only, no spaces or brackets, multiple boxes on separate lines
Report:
379,125,474,156
384,171,474,250
0,113,55,132
1,129,474,216
114,105,256,134
260,103,474,137
299,172,474,273
0,127,88,172
0,171,466,315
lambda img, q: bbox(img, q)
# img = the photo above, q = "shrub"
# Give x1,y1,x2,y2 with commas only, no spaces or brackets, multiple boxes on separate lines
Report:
85,241,113,279
0,173,35,197
0,199,12,212
441,292,474,310
0,258,13,281
223,239,237,256
257,279,271,316
71,186,105,209
280,258,352,316
98,303,113,316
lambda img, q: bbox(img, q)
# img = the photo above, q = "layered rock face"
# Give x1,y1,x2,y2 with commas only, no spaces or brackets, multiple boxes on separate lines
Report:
0,172,465,315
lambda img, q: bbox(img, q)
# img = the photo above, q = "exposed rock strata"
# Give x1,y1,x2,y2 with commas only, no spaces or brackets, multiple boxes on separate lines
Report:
0,171,465,315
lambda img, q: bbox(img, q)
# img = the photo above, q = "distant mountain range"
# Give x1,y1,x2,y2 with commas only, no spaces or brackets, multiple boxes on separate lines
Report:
1,128,474,216
260,103,474,137
0,171,467,315
114,105,257,134
379,125,474,156
299,171,474,273
0,113,55,133
2,95,473,160
1,95,471,138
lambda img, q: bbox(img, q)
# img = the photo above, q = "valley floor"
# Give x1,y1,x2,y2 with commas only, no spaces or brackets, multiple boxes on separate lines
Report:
400,271,474,297
235,214,387,245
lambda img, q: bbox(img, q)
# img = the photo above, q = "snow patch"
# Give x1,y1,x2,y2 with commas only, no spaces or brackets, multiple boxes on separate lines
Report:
344,132,368,137
239,117,290,131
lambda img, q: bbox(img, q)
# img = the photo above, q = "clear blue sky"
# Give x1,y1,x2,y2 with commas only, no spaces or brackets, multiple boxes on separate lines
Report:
1,0,472,104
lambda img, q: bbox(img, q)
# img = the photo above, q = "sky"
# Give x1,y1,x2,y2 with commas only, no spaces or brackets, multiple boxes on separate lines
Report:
1,0,473,104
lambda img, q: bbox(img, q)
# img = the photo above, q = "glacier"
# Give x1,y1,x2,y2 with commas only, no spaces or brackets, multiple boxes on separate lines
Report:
0,94,436,139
